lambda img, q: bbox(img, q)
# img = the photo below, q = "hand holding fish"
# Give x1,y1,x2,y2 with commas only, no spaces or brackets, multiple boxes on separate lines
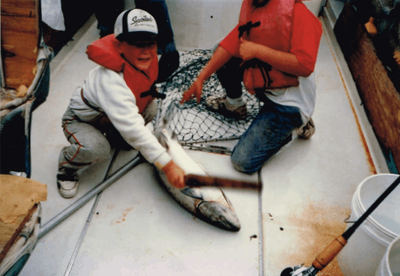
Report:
162,160,186,189
180,79,204,104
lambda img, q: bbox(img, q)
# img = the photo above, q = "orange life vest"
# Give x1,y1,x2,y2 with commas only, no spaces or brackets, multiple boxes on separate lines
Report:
239,0,299,92
86,34,158,113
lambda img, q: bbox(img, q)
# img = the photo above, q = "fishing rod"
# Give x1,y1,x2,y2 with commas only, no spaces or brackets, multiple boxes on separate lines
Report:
281,175,400,276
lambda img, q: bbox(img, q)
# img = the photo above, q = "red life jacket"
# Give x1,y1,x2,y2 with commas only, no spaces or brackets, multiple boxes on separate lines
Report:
239,0,299,92
86,35,158,113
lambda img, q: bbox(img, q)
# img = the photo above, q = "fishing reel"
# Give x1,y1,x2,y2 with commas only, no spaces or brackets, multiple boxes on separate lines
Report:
280,175,400,276
280,265,318,276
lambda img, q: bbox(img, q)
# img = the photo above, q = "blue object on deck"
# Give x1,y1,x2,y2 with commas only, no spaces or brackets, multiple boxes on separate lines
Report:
3,254,31,276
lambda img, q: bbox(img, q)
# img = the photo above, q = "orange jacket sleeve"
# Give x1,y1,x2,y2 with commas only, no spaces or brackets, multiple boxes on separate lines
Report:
289,2,323,74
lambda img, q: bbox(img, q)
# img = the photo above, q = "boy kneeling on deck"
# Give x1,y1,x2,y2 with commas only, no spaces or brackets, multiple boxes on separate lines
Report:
57,9,185,198
181,0,323,174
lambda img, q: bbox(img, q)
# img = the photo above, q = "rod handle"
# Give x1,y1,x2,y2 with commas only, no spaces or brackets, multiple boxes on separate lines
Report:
184,174,261,189
312,235,347,270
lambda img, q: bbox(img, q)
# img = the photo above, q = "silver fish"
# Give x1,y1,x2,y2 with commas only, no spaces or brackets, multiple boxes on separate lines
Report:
153,116,241,232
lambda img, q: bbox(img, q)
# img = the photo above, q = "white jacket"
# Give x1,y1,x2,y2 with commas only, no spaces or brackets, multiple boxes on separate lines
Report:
69,65,171,169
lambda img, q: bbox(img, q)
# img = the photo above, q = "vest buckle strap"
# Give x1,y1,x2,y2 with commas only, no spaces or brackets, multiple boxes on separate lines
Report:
140,84,166,99
238,21,261,38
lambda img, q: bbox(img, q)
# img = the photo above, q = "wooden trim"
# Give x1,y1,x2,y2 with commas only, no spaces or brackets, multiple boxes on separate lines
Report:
335,4,400,171
1,0,39,89
0,204,38,264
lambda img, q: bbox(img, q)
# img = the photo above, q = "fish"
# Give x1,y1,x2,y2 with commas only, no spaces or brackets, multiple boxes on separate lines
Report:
153,110,241,232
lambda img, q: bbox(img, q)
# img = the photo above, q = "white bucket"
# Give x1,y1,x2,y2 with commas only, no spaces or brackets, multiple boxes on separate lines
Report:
376,235,400,276
337,174,400,276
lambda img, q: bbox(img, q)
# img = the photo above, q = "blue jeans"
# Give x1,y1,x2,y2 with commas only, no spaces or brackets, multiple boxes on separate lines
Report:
135,0,177,54
231,98,303,174
216,57,304,174
95,0,124,37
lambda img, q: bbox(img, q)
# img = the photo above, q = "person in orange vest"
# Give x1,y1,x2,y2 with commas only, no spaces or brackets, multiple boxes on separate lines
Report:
94,0,180,83
181,0,323,174
57,9,185,198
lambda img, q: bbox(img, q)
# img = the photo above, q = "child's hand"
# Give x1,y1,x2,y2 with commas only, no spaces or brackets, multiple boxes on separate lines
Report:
162,160,185,189
239,38,259,61
180,79,203,104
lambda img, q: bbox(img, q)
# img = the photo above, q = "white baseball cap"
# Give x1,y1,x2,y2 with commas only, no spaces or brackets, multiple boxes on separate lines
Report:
114,9,158,42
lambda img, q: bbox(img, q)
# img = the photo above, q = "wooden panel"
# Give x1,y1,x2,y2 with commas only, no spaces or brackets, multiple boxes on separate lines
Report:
1,0,38,17
0,174,47,263
2,15,38,33
0,205,38,264
335,4,400,171
1,0,39,89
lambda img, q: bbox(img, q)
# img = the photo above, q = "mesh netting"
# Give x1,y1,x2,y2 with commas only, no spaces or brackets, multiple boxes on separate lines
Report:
156,49,260,145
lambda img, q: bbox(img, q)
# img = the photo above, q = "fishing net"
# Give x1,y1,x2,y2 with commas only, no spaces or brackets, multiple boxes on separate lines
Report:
156,49,260,145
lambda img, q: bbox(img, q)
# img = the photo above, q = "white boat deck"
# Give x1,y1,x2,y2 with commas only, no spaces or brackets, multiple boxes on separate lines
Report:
19,1,390,275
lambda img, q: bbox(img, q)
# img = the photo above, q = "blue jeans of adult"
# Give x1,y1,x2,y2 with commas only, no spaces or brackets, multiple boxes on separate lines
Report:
217,57,304,174
135,0,177,55
95,0,177,55
95,0,124,37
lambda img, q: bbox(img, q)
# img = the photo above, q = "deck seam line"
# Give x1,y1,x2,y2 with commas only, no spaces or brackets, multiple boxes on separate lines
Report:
64,193,102,275
258,172,265,276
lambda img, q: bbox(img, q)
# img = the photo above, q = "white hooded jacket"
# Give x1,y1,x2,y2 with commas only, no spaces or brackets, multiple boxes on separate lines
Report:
68,65,171,169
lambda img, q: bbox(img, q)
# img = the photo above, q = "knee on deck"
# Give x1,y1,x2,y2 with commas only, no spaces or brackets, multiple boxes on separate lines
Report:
230,154,260,175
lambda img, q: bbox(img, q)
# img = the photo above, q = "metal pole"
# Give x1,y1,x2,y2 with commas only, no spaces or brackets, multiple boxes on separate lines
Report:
38,153,143,240
64,192,103,275
63,148,120,275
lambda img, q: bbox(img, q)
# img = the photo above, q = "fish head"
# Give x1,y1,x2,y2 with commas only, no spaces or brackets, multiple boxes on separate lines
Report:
196,199,241,232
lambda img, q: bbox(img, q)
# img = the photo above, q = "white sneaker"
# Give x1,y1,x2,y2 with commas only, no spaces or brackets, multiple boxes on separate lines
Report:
57,180,78,198
297,118,315,139
206,95,247,120
57,172,79,198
